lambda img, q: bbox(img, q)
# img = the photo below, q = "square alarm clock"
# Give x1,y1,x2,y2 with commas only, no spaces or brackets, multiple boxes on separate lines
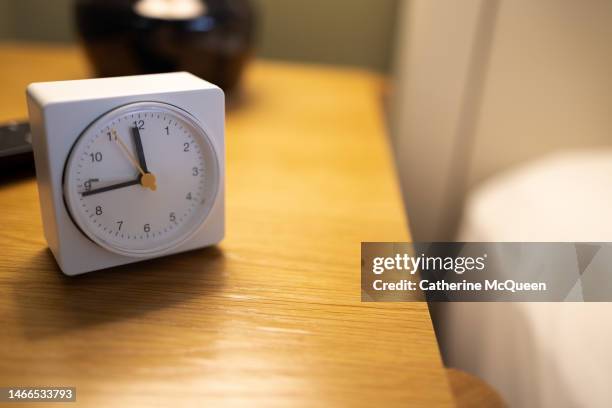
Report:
27,72,225,276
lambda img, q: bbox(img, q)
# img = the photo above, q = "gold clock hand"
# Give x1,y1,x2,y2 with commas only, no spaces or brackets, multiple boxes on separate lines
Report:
111,130,157,191
112,130,145,175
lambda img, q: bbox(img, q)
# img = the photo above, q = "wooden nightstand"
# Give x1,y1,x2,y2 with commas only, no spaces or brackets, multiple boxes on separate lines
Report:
0,43,454,407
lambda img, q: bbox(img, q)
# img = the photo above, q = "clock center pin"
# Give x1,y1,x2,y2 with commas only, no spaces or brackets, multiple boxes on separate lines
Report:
141,173,157,191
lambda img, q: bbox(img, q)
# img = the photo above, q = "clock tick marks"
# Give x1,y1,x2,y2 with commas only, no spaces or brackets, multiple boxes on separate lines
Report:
65,103,216,255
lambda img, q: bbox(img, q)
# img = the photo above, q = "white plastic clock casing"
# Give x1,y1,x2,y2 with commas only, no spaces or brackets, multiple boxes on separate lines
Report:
27,72,225,276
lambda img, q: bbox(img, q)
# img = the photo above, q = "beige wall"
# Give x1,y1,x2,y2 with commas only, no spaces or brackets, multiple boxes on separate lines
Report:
0,0,398,72
467,0,612,187
390,0,495,240
391,0,612,240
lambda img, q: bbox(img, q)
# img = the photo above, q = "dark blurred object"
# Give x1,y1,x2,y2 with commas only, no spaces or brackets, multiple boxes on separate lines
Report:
74,0,256,92
0,121,34,171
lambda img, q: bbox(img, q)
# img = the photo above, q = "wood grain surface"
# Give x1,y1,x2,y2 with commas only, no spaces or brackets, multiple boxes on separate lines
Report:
0,43,454,407
447,368,506,408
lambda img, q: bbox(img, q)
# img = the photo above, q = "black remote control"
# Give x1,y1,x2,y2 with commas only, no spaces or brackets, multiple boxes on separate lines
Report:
0,121,34,170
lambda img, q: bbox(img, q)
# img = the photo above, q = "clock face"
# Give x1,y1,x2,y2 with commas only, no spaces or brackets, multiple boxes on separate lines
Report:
63,101,220,257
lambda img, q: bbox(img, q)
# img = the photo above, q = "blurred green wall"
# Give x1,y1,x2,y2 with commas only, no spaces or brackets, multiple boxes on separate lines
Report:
0,2,12,38
0,0,398,72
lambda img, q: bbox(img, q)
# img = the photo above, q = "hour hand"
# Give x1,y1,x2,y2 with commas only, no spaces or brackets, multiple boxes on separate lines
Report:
81,179,140,197
131,126,149,173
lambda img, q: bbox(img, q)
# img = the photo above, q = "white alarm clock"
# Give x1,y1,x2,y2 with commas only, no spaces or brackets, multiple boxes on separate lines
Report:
27,72,224,276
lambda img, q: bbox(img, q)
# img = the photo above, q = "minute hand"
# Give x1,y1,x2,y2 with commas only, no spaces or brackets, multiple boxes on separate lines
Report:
131,126,149,173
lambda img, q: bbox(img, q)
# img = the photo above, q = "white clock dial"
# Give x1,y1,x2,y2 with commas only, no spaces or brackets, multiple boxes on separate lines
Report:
63,102,220,257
